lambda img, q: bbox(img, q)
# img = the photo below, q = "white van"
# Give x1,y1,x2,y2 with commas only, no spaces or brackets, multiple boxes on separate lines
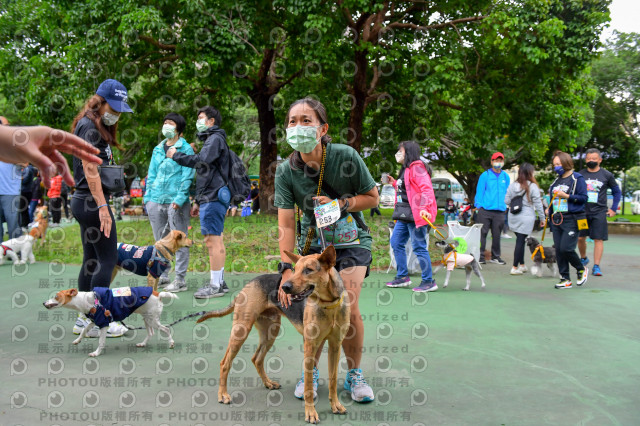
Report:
632,190,640,215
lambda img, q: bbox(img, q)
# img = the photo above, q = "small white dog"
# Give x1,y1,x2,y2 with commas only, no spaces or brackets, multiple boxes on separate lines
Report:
2,220,46,264
43,287,178,357
0,243,19,265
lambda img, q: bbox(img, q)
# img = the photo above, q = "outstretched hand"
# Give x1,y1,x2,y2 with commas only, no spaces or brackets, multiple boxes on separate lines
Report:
0,125,101,187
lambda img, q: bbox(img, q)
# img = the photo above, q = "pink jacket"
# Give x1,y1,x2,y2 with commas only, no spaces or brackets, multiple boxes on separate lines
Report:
392,161,437,228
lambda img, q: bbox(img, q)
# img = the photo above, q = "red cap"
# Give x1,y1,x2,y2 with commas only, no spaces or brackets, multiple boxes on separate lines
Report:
491,152,504,161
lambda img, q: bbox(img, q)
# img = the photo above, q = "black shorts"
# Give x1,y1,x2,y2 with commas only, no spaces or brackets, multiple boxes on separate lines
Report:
308,246,372,278
579,211,608,241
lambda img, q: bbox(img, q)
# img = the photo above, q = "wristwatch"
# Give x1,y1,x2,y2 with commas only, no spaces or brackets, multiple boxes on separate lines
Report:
277,262,293,274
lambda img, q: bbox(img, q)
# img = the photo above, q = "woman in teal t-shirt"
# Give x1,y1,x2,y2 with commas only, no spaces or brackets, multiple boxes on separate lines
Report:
274,98,379,404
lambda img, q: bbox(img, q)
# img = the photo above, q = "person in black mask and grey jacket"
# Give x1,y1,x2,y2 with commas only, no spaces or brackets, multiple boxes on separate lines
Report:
166,106,230,299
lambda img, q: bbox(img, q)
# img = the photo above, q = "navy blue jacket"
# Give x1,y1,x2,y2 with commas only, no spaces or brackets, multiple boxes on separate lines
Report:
549,172,588,214
88,287,154,328
117,243,170,278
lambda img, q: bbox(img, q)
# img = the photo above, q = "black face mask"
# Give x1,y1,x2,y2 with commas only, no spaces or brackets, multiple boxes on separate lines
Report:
586,161,598,169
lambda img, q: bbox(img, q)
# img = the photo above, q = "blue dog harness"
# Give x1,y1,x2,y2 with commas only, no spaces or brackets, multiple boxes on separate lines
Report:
87,287,154,328
117,243,170,279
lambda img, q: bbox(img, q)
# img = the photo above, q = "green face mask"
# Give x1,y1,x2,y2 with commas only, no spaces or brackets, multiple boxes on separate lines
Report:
162,124,176,139
286,125,321,153
196,118,209,133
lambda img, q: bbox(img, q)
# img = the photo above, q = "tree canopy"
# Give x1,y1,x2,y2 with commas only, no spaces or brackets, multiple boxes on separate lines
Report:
0,0,614,208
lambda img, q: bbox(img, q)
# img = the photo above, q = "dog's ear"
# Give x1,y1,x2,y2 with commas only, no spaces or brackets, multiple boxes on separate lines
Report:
318,245,336,269
283,250,301,264
175,230,183,240
65,289,78,297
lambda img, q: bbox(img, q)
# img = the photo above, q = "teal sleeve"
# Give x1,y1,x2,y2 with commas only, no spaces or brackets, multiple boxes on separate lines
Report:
173,144,195,207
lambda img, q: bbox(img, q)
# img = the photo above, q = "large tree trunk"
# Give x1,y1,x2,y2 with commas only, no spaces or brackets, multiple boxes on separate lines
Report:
449,170,481,204
348,50,369,153
250,89,278,215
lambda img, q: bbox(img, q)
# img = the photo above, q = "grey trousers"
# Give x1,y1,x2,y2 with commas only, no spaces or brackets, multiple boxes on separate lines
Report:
477,208,506,260
146,201,191,281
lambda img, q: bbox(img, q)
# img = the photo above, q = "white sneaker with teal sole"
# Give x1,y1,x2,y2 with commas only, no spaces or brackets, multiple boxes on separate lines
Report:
344,368,374,402
294,366,319,399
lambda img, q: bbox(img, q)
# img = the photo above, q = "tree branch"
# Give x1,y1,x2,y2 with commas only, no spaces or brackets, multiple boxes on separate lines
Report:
437,100,463,110
141,55,179,68
201,5,260,55
384,15,485,32
273,68,304,93
138,35,176,51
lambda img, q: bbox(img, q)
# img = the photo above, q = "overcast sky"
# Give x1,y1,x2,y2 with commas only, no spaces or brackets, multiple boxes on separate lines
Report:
601,0,640,41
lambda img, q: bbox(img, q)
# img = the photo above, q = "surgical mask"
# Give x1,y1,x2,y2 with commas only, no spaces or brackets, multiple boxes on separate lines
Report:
395,151,404,163
162,124,176,139
102,111,119,126
196,118,209,132
586,161,598,169
286,125,321,153
554,165,565,176
493,162,503,169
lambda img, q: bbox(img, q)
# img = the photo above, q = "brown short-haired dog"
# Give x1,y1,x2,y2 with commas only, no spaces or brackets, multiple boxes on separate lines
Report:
197,245,349,424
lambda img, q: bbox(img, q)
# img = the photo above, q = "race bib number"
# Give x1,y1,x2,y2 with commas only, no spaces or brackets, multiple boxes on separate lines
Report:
553,198,569,213
314,199,341,228
111,287,132,297
318,214,360,247
587,191,598,203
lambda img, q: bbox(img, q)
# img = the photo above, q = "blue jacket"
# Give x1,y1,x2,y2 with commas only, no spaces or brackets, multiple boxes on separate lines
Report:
144,137,195,207
549,172,587,214
475,169,510,211
117,243,171,279
88,287,154,328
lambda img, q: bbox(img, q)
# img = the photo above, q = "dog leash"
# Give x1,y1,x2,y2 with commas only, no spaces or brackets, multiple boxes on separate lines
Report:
533,193,558,261
120,310,208,330
420,213,458,268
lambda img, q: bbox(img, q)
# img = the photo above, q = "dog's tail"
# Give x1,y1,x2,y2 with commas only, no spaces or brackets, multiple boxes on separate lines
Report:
158,292,179,303
196,300,235,323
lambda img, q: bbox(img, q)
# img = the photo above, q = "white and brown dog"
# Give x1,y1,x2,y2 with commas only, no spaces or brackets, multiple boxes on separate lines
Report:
2,218,47,264
432,240,486,291
0,243,19,265
43,287,178,357
111,230,193,291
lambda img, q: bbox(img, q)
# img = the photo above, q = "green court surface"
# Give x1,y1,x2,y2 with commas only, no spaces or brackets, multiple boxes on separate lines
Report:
2,233,640,426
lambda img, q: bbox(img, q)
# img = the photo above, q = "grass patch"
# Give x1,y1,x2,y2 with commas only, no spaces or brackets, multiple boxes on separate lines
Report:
34,210,449,273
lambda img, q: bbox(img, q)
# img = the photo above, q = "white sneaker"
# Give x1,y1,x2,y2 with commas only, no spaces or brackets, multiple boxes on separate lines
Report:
501,233,513,239
73,313,91,335
165,279,187,293
86,321,128,338
517,264,528,273
158,276,171,288
510,267,523,275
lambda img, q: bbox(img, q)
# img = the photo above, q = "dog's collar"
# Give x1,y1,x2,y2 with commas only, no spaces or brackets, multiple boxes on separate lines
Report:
319,293,344,310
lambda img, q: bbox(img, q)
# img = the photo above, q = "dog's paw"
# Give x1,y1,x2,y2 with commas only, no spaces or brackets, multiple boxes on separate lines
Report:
331,401,347,415
264,379,281,390
462,288,470,291
169,341,175,349
136,343,146,348
89,351,100,357
305,407,320,424
218,392,232,404
72,338,82,345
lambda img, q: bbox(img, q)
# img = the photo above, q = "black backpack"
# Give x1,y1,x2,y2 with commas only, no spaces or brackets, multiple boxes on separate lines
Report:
226,149,252,205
